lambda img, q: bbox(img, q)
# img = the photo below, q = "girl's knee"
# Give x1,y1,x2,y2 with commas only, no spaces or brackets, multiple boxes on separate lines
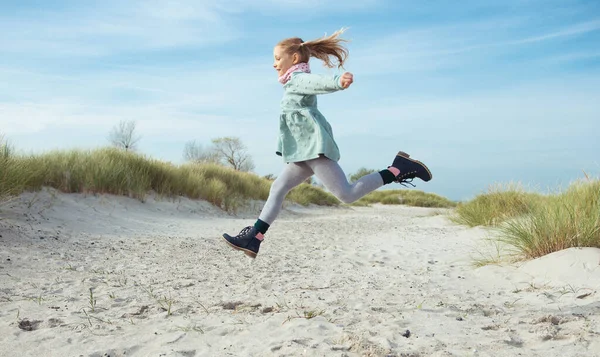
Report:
335,191,356,204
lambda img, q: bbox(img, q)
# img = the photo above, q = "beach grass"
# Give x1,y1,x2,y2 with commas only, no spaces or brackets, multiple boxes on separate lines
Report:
0,146,337,212
351,189,457,208
1,138,455,210
498,178,600,258
454,178,600,259
451,183,544,227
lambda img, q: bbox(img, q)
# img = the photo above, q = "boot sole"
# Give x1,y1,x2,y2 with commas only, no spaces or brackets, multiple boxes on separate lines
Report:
222,235,257,259
397,151,433,181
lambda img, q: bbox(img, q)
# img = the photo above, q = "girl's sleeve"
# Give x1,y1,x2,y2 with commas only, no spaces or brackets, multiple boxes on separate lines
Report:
285,72,344,95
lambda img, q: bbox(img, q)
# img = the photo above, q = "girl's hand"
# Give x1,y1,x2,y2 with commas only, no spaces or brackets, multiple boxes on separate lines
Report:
340,72,353,89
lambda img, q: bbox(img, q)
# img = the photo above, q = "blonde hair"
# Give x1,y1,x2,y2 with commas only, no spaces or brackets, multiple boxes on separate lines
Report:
277,28,349,69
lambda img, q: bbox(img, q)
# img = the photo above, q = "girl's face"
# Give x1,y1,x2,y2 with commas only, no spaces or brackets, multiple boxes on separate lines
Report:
273,45,298,77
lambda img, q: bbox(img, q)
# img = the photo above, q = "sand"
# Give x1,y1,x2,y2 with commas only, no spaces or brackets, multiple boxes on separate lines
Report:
0,188,599,357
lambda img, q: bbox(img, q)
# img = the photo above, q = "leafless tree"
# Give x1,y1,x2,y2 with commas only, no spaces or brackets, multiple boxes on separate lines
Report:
211,137,255,172
108,120,141,152
183,140,220,164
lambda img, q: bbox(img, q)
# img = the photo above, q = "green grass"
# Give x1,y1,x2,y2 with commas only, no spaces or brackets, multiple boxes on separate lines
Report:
351,189,457,208
1,135,37,202
454,178,600,260
498,179,600,259
287,183,340,206
1,138,455,213
450,183,544,227
0,146,339,212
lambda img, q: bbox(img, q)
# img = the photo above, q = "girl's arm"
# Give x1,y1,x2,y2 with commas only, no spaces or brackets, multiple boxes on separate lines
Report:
285,72,346,95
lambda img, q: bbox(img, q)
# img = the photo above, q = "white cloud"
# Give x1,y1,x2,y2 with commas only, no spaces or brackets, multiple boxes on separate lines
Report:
347,18,600,75
1,0,385,57
505,19,600,45
0,1,240,56
327,75,600,141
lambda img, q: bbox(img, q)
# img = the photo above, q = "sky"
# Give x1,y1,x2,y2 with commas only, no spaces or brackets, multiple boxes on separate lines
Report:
1,0,599,201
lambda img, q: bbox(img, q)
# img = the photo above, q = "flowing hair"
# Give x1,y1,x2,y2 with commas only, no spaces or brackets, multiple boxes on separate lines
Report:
277,28,350,69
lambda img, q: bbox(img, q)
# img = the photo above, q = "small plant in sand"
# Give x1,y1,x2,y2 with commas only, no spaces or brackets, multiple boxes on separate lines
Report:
158,293,175,316
30,293,45,305
139,284,175,316
470,238,512,267
80,308,111,327
283,309,326,324
503,298,523,308
174,324,204,333
88,288,97,312
64,264,76,271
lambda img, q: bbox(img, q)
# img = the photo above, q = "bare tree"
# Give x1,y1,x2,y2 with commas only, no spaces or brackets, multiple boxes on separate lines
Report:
108,120,141,151
211,137,255,172
183,140,220,164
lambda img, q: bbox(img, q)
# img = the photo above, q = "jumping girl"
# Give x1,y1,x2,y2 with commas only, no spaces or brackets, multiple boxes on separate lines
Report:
223,28,432,258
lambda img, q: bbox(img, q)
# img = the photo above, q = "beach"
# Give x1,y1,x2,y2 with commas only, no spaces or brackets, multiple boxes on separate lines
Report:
1,188,599,357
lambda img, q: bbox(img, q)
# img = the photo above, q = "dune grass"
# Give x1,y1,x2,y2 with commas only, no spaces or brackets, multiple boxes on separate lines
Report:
498,179,600,258
0,146,339,212
454,178,600,259
1,134,454,211
451,183,544,227
351,189,457,208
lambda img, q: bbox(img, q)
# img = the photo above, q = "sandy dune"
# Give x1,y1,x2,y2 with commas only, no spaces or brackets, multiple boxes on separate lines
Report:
1,188,599,357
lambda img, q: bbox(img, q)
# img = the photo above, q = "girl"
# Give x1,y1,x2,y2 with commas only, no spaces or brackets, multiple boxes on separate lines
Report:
223,28,432,258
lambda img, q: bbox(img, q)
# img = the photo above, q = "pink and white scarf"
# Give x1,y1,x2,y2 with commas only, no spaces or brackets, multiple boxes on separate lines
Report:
278,62,311,84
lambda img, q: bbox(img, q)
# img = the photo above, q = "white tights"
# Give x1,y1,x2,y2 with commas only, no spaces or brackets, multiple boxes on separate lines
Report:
258,156,384,224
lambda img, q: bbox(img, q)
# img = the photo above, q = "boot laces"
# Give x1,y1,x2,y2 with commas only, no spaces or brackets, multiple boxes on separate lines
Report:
397,177,416,188
236,226,253,238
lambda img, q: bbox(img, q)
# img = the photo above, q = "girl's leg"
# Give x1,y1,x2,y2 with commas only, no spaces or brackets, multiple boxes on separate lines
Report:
305,156,386,204
258,161,314,225
222,161,313,258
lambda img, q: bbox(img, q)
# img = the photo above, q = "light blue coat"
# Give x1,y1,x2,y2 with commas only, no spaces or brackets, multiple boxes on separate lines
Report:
276,71,345,163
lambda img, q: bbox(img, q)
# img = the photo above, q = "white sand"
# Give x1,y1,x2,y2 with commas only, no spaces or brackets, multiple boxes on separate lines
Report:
1,188,599,357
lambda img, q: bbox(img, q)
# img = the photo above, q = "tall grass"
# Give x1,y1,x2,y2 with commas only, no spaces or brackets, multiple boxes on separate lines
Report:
1,135,31,202
454,179,600,259
498,179,600,258
287,184,340,206
0,147,339,212
352,189,457,208
451,183,543,227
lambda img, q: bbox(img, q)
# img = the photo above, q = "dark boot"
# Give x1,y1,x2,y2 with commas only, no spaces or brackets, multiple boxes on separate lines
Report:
390,151,432,185
222,226,262,259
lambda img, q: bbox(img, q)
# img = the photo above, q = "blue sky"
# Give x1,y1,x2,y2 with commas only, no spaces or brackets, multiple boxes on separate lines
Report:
1,0,599,201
